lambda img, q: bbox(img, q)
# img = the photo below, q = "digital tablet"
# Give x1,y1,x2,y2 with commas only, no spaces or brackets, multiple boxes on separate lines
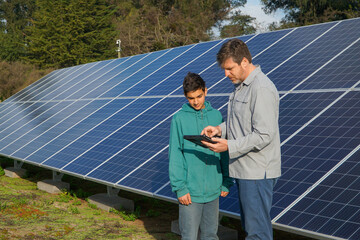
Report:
183,134,217,147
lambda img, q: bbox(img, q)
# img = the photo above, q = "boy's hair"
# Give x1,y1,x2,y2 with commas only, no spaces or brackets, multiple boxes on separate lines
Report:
217,38,252,65
183,72,206,95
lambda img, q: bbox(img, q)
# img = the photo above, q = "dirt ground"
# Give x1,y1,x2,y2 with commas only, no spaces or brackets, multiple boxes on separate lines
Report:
0,157,311,240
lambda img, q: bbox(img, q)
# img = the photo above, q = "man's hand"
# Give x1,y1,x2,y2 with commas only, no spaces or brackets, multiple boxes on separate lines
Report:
178,193,192,205
201,137,228,153
221,191,229,197
201,125,221,137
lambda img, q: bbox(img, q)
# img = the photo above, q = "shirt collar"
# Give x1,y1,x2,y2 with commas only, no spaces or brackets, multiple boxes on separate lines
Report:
242,65,261,86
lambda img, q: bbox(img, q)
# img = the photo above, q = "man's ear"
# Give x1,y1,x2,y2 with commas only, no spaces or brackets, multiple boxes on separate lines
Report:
241,57,249,68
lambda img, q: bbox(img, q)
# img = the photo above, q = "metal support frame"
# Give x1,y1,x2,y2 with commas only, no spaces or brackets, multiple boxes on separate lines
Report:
52,171,64,182
107,186,120,197
14,160,24,170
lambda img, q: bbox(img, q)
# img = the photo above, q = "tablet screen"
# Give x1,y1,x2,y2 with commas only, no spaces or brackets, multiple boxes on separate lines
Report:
183,135,216,147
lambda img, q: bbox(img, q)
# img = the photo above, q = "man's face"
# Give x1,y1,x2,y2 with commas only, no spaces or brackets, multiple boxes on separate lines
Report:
222,57,246,84
185,88,207,111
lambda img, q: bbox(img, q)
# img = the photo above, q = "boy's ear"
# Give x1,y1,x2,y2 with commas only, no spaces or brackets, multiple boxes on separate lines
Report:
204,87,208,96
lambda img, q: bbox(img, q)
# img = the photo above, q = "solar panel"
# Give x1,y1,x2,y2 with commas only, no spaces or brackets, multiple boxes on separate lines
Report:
1,17,360,239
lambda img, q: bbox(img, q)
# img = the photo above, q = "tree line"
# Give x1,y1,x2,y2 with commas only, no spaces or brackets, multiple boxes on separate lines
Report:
0,0,359,100
0,0,251,69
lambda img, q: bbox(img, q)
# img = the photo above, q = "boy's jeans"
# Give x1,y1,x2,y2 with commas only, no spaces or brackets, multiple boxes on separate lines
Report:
179,197,219,240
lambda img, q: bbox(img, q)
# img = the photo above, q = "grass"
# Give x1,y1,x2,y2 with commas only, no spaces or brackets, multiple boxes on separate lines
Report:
0,156,181,240
0,156,313,239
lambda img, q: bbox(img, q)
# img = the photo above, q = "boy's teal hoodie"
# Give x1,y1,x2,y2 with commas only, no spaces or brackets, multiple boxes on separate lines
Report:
169,101,233,203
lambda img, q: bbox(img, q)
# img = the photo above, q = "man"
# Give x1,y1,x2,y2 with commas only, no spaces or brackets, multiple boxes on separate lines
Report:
169,72,233,240
201,39,281,240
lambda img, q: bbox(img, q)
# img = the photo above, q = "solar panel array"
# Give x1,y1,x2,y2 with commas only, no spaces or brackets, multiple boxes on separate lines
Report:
0,18,359,239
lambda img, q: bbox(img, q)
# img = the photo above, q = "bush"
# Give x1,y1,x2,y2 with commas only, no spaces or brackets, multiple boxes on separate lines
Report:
0,166,4,176
0,61,53,101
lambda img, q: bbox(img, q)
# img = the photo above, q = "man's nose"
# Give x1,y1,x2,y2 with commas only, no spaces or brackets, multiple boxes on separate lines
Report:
224,69,230,77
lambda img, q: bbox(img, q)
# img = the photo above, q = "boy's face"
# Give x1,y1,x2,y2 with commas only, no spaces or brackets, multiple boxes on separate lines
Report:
185,88,207,111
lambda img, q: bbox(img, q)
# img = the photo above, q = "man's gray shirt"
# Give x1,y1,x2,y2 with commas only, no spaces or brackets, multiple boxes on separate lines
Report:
220,66,281,180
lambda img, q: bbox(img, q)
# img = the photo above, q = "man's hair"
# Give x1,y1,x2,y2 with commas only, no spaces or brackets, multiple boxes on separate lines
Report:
183,72,206,95
217,38,252,65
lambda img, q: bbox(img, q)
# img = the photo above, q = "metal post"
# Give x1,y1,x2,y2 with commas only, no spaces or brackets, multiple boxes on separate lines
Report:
14,160,24,170
52,171,64,182
107,186,120,197
116,39,121,58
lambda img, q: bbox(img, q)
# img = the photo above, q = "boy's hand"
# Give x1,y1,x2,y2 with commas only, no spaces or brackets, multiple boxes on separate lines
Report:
221,191,229,197
201,125,221,137
178,193,192,205
201,137,228,153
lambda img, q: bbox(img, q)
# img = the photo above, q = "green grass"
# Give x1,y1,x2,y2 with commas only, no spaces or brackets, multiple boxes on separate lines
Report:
0,156,313,240
0,156,181,240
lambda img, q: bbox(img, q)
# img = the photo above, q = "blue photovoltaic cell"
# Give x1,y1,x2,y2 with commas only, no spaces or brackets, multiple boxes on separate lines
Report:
278,91,342,141
0,66,88,125
87,98,184,184
143,40,225,96
3,69,62,103
39,61,109,101
209,21,339,94
24,62,98,102
95,96,229,188
43,97,162,174
168,34,281,96
6,100,94,160
268,20,360,91
274,90,360,224
0,101,72,152
296,40,360,90
81,52,164,99
0,17,359,240
52,59,122,100
277,149,360,239
67,58,129,99
256,21,338,79
98,50,174,98
118,45,196,97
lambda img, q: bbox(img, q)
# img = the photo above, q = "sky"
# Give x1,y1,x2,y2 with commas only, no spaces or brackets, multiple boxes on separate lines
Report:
213,0,286,36
240,0,285,27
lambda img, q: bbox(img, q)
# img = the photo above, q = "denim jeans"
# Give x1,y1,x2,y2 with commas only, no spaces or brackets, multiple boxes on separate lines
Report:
179,197,219,240
236,178,277,240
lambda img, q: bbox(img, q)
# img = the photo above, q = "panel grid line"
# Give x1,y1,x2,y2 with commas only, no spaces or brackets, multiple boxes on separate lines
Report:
280,79,360,146
16,50,165,158
110,34,274,185
280,37,360,100
266,21,341,76
272,144,360,223
0,59,130,149
37,45,196,167
125,30,304,193
1,18,359,240
0,62,100,131
82,40,227,177
0,66,80,122
0,70,63,113
6,52,156,155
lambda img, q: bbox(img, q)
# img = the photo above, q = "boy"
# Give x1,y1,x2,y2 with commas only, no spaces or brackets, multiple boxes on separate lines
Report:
169,72,233,240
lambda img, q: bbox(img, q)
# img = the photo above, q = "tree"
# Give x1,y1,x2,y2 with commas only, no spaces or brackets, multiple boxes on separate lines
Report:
113,0,248,57
25,0,117,68
0,0,36,61
261,0,360,28
220,10,256,38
